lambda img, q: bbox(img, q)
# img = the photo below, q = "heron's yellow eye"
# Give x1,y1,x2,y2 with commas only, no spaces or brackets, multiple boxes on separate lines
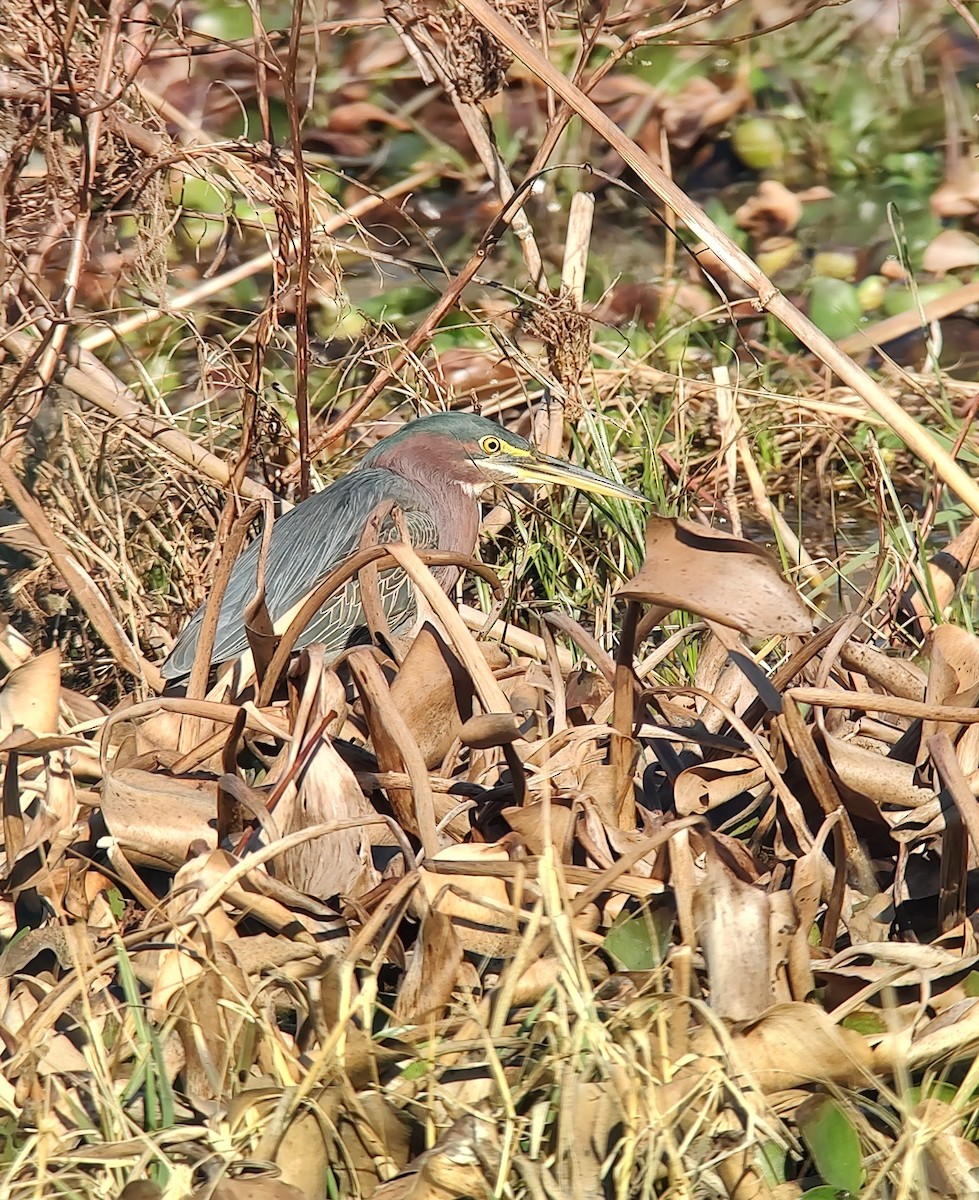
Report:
480,435,503,455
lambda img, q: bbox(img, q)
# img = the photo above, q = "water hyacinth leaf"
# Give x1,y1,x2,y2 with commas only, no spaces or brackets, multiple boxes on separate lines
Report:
273,728,379,899
797,1095,865,1195
674,755,768,817
617,516,810,637
101,767,218,870
394,909,464,1023
731,116,784,170
389,625,479,768
417,843,522,958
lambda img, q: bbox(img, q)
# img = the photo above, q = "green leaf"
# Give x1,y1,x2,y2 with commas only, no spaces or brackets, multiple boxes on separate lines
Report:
797,1095,864,1194
755,1139,788,1187
907,1081,960,1107
178,175,230,215
401,1057,432,1080
841,1009,887,1036
883,278,960,318
808,277,862,341
602,905,670,971
358,285,437,323
106,886,126,919
732,117,784,170
800,1188,853,1199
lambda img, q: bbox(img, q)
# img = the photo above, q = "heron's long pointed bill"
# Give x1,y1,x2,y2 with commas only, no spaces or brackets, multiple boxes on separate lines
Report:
509,453,646,503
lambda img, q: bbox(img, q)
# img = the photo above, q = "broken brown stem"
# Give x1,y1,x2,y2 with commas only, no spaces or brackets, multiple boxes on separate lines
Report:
611,600,641,830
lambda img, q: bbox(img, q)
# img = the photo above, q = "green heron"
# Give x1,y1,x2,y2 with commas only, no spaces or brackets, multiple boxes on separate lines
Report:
162,411,642,681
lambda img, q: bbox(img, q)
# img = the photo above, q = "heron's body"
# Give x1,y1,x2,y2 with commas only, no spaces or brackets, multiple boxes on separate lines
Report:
162,412,640,682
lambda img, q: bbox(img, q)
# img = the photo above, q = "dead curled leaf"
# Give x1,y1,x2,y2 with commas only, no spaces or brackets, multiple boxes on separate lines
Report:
100,766,218,869
673,755,768,817
932,166,979,218
735,179,803,240
693,1001,876,1092
617,515,811,637
922,229,979,276
416,843,522,958
0,648,61,739
270,722,379,899
373,1113,501,1200
660,76,750,150
692,846,772,1022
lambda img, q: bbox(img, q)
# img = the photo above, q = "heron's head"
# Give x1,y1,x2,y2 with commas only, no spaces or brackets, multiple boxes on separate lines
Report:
363,411,644,502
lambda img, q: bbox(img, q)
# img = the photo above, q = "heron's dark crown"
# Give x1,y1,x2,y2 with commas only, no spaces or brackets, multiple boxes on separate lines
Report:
361,412,529,468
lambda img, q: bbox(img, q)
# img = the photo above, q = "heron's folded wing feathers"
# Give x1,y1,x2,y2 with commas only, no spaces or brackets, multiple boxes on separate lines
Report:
162,470,438,680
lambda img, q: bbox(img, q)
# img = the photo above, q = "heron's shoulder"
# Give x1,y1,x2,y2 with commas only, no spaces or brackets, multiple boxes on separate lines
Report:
286,466,430,516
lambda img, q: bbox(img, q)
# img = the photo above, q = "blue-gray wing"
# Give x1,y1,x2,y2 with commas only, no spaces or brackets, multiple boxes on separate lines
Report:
162,468,439,680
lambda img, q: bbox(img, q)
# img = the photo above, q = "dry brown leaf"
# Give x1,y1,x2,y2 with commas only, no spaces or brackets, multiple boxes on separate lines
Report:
270,656,371,898
13,745,79,865
327,100,412,134
735,179,803,240
824,734,935,817
100,767,218,869
0,648,61,738
416,843,522,958
394,908,465,1023
562,1075,619,1198
788,836,828,1000
674,755,768,817
919,625,979,767
839,639,926,701
338,1091,414,1195
231,1085,334,1194
718,1002,875,1091
503,797,577,858
929,624,979,699
661,76,750,150
817,943,979,1014
373,1112,501,1200
693,846,772,1021
0,921,100,980
915,1099,979,1196
932,167,979,218
225,933,324,980
617,516,810,637
350,647,439,854
430,348,521,404
922,229,979,276
593,279,713,328
390,625,478,768
879,996,979,1072
174,940,252,1101
198,1176,307,1200
273,729,379,899
904,519,979,636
